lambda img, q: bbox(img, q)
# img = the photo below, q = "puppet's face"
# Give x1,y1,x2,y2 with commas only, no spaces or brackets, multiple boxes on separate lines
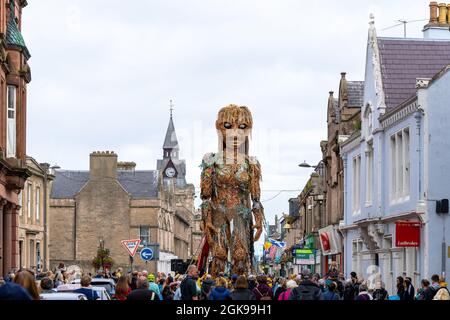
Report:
216,105,253,151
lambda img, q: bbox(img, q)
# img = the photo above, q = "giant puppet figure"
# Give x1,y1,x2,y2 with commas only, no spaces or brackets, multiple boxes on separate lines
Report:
198,104,264,276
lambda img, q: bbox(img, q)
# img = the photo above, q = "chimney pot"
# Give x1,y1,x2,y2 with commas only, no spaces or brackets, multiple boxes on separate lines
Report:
430,2,439,24
340,72,346,78
329,91,334,96
438,3,447,24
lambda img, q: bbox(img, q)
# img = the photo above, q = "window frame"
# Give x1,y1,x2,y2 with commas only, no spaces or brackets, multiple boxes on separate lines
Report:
6,85,17,158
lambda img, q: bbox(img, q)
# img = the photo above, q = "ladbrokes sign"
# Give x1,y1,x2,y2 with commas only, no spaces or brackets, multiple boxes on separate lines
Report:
395,221,421,247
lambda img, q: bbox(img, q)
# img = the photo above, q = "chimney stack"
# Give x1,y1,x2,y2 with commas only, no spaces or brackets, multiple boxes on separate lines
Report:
117,161,136,171
423,2,450,39
89,151,118,180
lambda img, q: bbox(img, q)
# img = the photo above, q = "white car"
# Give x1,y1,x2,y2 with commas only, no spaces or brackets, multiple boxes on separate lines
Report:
56,284,111,300
40,292,88,300
71,278,116,296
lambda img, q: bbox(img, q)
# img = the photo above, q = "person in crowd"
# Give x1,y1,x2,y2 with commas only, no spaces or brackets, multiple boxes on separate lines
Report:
323,281,340,300
273,278,287,300
127,276,160,300
252,275,273,300
355,283,373,300
40,277,55,294
325,261,340,282
230,274,238,290
209,277,231,300
162,284,174,300
248,274,257,291
147,273,162,300
433,276,450,300
13,270,40,300
279,280,297,300
0,281,32,300
114,276,131,300
288,269,323,300
181,265,199,300
173,280,182,300
129,271,138,290
74,274,99,300
230,275,255,300
343,272,358,300
372,280,389,300
416,279,434,300
200,274,214,300
116,268,123,278
403,277,415,300
396,276,405,300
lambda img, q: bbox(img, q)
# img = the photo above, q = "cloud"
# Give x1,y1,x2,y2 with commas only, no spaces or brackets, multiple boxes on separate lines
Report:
23,0,428,232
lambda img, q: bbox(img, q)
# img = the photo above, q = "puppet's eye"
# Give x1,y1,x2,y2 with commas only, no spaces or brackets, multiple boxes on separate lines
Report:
239,124,247,129
224,122,232,129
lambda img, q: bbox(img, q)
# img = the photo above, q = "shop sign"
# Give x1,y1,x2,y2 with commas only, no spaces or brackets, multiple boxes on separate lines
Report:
395,221,421,247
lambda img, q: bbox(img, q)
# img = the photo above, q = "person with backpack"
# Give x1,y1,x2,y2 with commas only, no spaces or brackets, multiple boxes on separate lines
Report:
252,275,273,300
343,272,359,300
288,269,323,300
278,280,297,300
433,275,450,300
273,278,287,300
415,279,434,300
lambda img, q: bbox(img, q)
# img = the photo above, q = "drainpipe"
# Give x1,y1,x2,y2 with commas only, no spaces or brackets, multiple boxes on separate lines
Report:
42,163,49,272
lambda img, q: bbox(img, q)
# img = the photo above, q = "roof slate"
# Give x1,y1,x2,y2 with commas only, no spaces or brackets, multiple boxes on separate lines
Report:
377,38,450,108
51,170,159,199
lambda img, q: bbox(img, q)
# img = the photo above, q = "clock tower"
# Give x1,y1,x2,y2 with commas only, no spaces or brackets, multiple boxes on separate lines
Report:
157,102,187,183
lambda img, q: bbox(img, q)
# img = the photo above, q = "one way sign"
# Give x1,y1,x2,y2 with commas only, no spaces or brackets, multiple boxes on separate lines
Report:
121,239,141,257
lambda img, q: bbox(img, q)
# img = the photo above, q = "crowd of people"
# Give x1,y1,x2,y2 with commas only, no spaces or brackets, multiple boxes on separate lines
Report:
0,262,449,301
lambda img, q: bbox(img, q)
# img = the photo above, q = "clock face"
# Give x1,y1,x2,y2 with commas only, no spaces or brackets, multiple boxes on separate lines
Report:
165,167,176,178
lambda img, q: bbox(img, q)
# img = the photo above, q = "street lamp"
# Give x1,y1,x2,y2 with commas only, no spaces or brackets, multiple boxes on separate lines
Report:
299,161,314,168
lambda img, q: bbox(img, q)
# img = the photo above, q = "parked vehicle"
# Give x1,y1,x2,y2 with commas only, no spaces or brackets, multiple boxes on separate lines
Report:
71,278,115,296
57,284,111,300
40,292,88,300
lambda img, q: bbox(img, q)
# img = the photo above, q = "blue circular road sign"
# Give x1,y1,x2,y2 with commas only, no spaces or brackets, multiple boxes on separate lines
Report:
140,247,154,261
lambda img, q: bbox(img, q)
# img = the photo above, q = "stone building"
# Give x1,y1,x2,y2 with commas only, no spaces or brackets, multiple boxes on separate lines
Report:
49,114,195,275
18,157,54,271
0,0,32,277
318,73,363,274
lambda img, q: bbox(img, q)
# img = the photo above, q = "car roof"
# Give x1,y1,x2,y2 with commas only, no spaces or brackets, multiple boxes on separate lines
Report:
40,292,87,300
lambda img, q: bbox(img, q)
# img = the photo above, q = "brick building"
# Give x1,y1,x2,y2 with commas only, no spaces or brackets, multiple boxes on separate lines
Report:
0,0,31,277
49,114,195,274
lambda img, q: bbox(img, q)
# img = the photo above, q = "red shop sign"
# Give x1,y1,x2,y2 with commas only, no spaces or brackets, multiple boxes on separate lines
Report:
395,221,421,247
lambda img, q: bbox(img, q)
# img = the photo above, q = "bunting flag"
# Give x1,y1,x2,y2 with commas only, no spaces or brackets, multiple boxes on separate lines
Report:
264,241,272,250
269,245,277,260
197,236,209,272
269,238,286,248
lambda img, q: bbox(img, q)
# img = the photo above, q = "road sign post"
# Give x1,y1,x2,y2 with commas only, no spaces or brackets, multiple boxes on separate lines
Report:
121,239,141,271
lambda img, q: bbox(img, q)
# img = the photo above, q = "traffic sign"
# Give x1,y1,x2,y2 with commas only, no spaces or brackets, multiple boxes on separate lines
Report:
121,239,141,257
140,247,154,261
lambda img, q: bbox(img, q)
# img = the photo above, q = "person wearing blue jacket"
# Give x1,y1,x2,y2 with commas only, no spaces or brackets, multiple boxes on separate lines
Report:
208,277,231,300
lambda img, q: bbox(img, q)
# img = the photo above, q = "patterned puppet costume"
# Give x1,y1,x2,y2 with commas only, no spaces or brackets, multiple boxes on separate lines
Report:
199,105,264,277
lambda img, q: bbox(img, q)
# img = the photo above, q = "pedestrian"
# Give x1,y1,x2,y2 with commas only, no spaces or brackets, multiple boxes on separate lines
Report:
403,277,415,300
323,281,340,300
0,281,32,300
416,279,434,300
288,269,323,300
13,270,40,300
396,276,405,300
180,265,199,300
40,277,55,294
127,276,160,300
230,275,255,300
433,276,450,300
273,278,287,300
113,276,131,300
147,273,163,300
325,261,339,282
173,280,182,300
252,275,273,300
355,283,373,300
209,277,231,300
73,274,100,300
248,274,257,290
200,274,214,300
162,284,174,300
278,280,297,300
372,281,389,300
230,274,238,290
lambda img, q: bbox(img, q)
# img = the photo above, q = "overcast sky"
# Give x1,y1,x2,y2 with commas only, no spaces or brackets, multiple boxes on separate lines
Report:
22,1,428,255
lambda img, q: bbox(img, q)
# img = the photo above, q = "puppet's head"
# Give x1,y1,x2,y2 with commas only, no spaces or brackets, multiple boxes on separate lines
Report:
216,104,253,154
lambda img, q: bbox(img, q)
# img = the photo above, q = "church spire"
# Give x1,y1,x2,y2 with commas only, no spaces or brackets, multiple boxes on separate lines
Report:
163,100,179,157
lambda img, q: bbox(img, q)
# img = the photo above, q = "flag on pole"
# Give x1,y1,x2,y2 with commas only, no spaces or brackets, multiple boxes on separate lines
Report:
269,238,286,248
